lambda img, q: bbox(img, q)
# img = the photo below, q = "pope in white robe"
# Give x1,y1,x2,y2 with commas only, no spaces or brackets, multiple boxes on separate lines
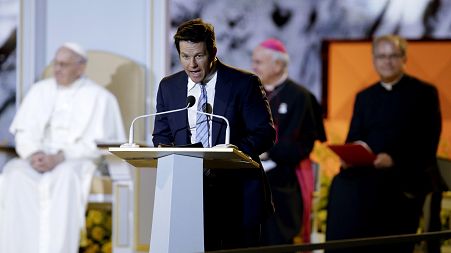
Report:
0,43,125,253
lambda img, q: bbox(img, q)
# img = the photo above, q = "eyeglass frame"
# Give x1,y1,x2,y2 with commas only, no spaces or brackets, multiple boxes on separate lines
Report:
373,53,405,61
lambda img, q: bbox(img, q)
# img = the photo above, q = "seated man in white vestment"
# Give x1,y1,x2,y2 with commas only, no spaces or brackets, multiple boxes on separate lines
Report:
0,43,125,253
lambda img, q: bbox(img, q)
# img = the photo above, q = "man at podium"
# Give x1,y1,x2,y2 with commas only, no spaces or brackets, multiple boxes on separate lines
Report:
152,18,276,250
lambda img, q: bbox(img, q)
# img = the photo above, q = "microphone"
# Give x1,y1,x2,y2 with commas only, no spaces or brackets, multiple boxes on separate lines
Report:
189,103,231,146
120,96,196,148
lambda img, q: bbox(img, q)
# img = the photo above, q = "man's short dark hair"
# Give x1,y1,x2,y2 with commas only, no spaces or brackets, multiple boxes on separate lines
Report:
173,18,216,57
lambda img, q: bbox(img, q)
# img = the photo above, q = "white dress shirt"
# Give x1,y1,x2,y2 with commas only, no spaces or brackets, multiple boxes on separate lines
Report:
187,71,217,145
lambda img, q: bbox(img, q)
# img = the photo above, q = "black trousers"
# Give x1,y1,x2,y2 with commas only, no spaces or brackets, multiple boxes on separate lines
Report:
326,168,425,253
261,167,302,246
203,170,263,251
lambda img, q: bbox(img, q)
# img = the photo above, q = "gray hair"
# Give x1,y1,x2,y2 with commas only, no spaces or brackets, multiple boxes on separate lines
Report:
268,48,290,69
372,35,408,56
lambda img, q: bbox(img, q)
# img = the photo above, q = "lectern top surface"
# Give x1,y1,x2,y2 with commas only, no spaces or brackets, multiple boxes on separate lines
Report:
108,147,259,169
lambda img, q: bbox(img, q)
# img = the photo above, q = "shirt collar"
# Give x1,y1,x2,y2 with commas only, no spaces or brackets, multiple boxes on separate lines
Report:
187,67,218,88
263,72,288,91
380,74,403,91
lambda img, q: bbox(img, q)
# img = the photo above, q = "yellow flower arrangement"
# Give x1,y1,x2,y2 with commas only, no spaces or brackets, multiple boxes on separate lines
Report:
84,244,100,253
101,241,112,253
80,207,112,253
88,209,105,225
91,225,107,242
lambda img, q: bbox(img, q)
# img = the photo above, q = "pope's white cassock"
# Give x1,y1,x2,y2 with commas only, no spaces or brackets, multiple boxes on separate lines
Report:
0,76,125,253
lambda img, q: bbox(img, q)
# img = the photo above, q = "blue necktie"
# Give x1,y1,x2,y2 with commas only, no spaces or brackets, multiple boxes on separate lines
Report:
196,84,210,147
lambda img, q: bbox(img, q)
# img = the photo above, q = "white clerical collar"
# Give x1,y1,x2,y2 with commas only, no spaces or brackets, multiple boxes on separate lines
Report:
264,72,288,92
380,74,403,91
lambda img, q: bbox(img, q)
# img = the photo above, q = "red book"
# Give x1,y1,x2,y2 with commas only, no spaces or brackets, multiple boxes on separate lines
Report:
328,143,376,167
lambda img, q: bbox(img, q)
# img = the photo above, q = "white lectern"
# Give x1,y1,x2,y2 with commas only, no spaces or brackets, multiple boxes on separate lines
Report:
109,147,259,253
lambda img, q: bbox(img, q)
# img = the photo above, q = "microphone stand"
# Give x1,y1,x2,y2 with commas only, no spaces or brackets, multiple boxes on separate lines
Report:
121,98,195,148
189,108,231,146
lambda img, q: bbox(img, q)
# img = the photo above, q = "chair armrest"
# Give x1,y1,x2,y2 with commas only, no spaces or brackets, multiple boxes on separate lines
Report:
0,144,16,155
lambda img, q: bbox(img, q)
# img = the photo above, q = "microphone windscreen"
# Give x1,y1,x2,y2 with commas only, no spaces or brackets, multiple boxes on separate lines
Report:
187,95,196,107
205,103,213,113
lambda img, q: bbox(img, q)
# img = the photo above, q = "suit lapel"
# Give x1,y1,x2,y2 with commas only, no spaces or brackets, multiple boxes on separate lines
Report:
173,74,188,108
173,73,190,142
212,62,232,146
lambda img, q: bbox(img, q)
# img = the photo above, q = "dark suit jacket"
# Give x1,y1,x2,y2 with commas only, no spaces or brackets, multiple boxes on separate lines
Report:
152,60,275,159
152,60,276,226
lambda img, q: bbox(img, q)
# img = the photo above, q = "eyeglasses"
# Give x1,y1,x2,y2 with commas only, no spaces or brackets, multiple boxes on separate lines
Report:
374,54,404,61
53,60,82,68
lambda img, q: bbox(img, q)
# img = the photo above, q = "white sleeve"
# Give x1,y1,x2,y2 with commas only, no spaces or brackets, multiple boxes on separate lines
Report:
102,93,126,142
10,84,49,159
62,138,99,160
14,129,42,159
